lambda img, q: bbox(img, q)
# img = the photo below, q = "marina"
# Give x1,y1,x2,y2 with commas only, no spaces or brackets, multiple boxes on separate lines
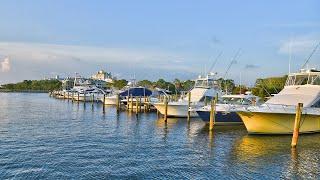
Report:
0,1,319,179
1,93,320,179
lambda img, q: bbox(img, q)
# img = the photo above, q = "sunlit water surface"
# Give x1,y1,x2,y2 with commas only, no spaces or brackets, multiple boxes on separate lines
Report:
0,93,319,179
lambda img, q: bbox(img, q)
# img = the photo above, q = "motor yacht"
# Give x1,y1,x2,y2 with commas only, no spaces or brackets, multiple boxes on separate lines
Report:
237,68,320,134
153,73,223,117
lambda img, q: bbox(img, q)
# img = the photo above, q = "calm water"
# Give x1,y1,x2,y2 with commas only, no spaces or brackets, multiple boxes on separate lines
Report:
0,93,319,179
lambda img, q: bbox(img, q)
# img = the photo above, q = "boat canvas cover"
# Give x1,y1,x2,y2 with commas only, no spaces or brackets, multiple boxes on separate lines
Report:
266,85,320,107
119,87,152,97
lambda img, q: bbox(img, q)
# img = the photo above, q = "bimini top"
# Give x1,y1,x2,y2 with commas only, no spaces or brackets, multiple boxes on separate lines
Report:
194,72,220,89
266,68,320,107
285,68,320,86
119,87,152,97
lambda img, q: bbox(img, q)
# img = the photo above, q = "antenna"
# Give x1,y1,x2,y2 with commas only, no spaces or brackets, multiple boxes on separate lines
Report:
301,41,320,69
289,37,292,73
208,51,223,73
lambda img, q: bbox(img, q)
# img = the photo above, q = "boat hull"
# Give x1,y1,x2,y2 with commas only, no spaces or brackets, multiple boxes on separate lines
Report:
237,111,320,134
153,103,198,118
196,111,243,125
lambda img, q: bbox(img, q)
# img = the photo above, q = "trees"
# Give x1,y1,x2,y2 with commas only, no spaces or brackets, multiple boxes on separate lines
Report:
2,80,62,91
112,79,128,89
252,76,287,98
137,80,153,88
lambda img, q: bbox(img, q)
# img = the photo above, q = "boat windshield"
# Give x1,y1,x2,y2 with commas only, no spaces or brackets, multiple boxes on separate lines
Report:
195,79,216,88
285,74,320,86
222,97,252,105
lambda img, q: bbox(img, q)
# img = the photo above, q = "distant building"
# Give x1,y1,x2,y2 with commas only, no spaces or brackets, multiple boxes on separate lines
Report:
62,78,74,90
91,70,113,83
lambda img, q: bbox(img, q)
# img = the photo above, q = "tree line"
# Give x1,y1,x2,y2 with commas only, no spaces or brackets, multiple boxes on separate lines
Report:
1,76,288,98
1,80,62,92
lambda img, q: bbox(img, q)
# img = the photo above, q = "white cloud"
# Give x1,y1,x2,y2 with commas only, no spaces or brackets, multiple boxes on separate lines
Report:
0,41,202,83
0,57,10,72
0,42,186,64
278,34,320,55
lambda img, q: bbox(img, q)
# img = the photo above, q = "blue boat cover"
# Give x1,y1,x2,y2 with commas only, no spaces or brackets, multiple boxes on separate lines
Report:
119,87,152,97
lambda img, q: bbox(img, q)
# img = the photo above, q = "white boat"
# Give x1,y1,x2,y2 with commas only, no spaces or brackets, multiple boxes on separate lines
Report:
195,93,260,125
153,73,223,117
237,68,320,134
70,77,106,102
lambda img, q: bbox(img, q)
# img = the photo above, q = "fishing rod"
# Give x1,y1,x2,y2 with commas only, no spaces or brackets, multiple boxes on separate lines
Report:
301,41,320,69
221,49,241,93
208,51,223,73
223,49,241,79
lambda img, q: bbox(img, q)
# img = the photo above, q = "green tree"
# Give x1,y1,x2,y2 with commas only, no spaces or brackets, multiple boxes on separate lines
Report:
112,79,128,89
137,80,153,88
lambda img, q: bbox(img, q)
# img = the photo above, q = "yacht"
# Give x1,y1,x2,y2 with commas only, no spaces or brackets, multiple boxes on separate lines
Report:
120,86,153,106
195,93,260,125
153,73,223,117
237,68,320,134
72,78,106,101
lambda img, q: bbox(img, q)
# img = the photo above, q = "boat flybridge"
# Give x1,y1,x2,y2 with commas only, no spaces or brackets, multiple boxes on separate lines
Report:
153,72,223,118
237,68,320,134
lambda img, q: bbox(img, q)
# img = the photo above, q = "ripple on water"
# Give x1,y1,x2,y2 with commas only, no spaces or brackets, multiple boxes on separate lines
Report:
0,93,320,179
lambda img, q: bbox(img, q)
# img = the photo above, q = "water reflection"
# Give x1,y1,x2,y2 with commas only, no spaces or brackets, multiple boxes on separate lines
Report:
1,93,320,179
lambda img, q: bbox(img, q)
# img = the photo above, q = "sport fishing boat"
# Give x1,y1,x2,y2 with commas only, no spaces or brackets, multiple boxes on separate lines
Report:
237,68,320,134
195,93,260,125
153,73,223,117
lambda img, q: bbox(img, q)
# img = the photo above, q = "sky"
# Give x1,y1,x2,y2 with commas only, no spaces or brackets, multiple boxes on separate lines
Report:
0,0,319,86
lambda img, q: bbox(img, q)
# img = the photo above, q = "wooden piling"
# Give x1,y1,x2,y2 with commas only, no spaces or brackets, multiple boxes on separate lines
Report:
103,94,106,113
130,95,133,112
291,103,303,148
91,94,94,106
209,99,216,131
116,94,120,112
136,96,139,115
187,92,191,120
164,96,168,122
77,92,80,102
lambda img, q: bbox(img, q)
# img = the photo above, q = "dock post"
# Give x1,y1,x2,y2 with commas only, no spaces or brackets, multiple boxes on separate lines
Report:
136,96,139,115
77,92,80,102
67,92,70,101
209,99,216,131
91,94,94,106
72,92,74,103
139,96,142,112
143,96,147,112
164,96,168,122
187,92,191,121
116,94,120,112
64,91,66,99
103,94,106,113
291,103,303,148
130,95,133,112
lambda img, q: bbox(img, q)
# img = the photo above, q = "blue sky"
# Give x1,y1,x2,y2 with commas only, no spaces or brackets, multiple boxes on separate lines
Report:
0,0,319,85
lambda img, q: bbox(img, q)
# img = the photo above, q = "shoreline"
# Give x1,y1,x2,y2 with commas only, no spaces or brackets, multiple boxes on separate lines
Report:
0,89,50,93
